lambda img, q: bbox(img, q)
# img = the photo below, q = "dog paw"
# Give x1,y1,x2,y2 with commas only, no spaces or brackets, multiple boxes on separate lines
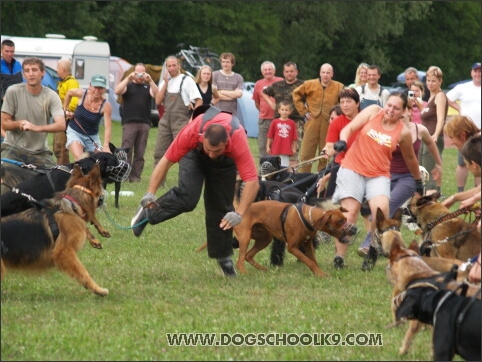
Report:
314,271,329,278
97,229,111,238
89,239,103,249
95,288,109,296
398,347,408,355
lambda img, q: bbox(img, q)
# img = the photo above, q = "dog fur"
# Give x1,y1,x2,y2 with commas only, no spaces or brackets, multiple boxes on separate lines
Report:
1,164,108,296
395,286,481,361
409,192,480,261
375,208,468,279
1,149,129,249
386,232,480,355
233,200,356,277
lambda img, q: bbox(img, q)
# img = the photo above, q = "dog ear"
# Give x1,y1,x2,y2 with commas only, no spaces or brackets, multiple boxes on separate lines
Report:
389,236,403,262
109,142,117,153
71,164,83,178
376,208,385,223
408,239,420,254
392,208,403,222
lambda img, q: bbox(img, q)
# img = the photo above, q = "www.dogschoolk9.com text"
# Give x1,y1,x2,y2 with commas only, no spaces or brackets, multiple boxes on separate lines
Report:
166,332,383,347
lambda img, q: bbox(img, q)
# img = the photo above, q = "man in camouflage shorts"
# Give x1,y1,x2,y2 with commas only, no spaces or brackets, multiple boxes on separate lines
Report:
262,61,304,165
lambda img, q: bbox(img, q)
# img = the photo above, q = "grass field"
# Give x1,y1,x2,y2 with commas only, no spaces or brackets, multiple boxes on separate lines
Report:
1,121,466,361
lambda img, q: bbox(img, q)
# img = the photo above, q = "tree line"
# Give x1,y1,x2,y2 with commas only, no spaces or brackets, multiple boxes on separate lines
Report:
1,1,480,86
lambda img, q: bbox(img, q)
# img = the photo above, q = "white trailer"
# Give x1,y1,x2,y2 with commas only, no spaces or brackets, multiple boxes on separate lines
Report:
1,34,110,89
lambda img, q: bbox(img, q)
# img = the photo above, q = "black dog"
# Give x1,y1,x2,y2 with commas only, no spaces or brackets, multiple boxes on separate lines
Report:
104,143,130,208
396,286,481,361
1,147,130,216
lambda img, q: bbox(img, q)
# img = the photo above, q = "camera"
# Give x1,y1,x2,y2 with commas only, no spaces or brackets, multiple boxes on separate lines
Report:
135,72,143,78
408,91,414,98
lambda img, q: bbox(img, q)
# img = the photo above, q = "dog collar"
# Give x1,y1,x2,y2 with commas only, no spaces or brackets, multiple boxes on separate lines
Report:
62,194,86,220
73,185,94,196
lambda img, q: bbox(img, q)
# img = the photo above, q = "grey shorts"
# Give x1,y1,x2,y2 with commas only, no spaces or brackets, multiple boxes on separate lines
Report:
332,167,390,204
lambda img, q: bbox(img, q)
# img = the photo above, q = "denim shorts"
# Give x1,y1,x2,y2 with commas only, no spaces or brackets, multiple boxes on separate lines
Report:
332,167,390,204
66,126,101,153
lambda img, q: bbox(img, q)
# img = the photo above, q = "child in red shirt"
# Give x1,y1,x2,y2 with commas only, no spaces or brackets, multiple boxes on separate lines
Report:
266,101,298,167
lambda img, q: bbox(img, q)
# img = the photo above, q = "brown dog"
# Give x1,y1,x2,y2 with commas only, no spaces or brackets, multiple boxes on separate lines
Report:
386,232,480,355
1,164,108,296
375,207,468,278
409,192,480,261
233,200,356,277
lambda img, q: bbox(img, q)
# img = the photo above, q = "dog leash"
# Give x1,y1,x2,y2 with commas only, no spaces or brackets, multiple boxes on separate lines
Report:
72,117,103,151
100,204,147,231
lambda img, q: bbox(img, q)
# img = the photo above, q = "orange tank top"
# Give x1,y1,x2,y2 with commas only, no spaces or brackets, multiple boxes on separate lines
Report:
341,109,404,178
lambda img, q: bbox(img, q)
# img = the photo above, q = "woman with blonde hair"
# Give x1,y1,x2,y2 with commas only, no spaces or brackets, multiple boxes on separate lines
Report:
348,63,369,88
420,66,447,194
443,115,481,194
194,65,219,106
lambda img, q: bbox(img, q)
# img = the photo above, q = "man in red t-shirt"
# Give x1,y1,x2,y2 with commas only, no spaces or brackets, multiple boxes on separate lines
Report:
252,61,283,159
131,105,259,276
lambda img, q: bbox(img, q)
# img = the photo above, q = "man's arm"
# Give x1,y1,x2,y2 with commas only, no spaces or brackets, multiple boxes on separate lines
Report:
234,179,260,217
115,72,134,96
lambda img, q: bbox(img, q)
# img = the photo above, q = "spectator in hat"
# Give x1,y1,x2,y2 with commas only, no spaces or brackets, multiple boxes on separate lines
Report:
64,74,113,160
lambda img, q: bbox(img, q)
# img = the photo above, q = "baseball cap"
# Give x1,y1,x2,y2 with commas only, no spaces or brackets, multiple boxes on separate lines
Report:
91,74,107,87
472,62,481,70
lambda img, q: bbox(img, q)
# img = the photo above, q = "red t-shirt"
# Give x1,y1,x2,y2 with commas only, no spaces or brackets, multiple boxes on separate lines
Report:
267,118,298,156
326,114,360,164
165,112,258,182
252,77,283,119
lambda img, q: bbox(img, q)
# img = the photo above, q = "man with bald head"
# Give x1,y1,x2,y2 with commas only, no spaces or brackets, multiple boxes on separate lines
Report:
293,63,344,172
55,58,79,164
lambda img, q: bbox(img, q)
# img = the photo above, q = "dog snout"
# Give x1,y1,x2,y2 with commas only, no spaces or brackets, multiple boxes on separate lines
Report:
338,223,357,244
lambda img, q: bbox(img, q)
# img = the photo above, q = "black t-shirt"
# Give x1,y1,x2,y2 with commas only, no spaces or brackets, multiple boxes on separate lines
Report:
121,82,152,125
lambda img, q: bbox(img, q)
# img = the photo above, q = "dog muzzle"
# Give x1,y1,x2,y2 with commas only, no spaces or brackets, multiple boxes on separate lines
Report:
107,160,131,182
340,223,358,244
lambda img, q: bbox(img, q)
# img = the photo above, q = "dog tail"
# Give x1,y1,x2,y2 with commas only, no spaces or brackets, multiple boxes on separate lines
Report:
270,238,285,266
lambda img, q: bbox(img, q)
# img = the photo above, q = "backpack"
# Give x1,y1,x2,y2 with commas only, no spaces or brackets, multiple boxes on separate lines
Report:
359,84,384,110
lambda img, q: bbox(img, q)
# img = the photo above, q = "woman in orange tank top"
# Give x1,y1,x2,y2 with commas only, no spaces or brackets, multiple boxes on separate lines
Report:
330,92,439,271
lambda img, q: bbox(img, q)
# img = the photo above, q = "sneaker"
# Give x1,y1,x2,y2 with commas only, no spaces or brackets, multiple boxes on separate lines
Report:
357,246,370,258
131,206,148,237
217,257,237,277
333,255,345,270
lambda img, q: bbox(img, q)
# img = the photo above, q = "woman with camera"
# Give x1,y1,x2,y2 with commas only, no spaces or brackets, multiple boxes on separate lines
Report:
114,63,159,182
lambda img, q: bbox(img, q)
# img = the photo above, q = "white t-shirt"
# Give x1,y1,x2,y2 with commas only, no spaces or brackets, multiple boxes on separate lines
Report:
446,81,481,128
158,73,201,107
355,84,390,107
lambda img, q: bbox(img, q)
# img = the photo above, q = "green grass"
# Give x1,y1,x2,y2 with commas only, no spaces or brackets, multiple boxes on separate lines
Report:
1,122,464,361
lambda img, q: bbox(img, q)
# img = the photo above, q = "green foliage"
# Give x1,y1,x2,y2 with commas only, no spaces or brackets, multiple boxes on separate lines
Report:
0,1,479,84
1,122,466,361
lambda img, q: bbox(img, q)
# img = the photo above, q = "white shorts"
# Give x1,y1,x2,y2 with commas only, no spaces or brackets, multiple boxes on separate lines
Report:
332,167,390,204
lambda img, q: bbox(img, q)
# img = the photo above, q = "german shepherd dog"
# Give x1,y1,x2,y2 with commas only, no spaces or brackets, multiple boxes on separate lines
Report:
233,200,357,277
374,207,467,278
395,285,481,361
385,232,480,355
1,146,131,248
409,192,480,261
1,164,109,296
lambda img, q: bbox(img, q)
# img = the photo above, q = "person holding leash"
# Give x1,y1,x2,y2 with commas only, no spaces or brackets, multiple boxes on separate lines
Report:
131,105,259,277
1,57,65,195
64,74,112,160
331,91,429,270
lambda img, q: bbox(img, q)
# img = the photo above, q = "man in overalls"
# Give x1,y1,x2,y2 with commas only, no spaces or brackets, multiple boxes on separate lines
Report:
153,55,202,166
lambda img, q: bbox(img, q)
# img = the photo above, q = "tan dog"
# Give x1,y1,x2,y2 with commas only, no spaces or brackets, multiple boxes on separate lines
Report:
1,164,108,296
233,200,356,277
409,192,480,261
375,207,468,279
386,232,480,355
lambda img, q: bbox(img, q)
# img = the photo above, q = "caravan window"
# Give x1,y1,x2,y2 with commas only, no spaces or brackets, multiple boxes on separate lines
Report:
75,59,85,79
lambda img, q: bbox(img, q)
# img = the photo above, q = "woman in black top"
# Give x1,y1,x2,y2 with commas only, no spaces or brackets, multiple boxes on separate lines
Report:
194,65,219,106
